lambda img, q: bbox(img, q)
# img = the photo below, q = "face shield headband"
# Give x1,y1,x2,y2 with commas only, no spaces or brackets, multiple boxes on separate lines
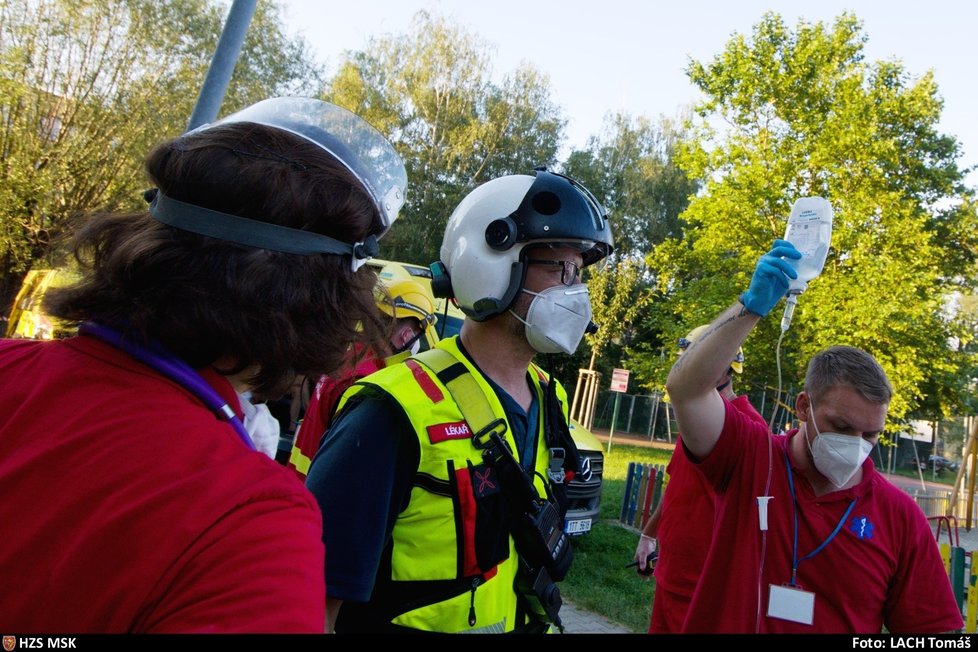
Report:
147,190,379,271
191,98,407,234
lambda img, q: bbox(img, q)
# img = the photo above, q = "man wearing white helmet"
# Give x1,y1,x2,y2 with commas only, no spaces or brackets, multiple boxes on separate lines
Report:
305,169,613,633
633,325,764,633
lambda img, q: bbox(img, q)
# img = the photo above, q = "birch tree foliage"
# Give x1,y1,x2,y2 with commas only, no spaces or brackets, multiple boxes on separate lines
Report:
325,11,565,267
638,12,977,418
0,0,322,314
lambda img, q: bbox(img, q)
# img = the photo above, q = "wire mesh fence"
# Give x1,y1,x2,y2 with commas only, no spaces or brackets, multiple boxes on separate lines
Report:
590,386,798,442
907,488,978,522
591,390,672,441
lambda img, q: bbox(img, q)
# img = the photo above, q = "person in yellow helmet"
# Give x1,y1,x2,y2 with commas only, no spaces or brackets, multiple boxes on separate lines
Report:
374,278,438,356
633,324,764,633
287,278,436,479
679,324,745,380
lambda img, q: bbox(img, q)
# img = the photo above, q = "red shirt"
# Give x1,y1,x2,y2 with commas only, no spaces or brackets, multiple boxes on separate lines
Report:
0,336,325,632
289,350,386,480
682,400,962,633
655,395,765,596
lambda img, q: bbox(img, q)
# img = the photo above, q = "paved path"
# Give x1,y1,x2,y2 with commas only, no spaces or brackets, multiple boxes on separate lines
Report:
559,599,634,634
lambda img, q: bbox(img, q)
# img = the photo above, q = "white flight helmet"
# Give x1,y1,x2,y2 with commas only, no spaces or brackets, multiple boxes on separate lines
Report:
433,169,613,321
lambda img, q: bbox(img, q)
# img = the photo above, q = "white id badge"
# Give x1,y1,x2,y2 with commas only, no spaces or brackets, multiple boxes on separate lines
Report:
767,584,815,625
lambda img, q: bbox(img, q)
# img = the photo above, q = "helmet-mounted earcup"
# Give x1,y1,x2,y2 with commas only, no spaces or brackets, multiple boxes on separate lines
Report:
429,261,454,299
485,217,518,251
468,260,525,321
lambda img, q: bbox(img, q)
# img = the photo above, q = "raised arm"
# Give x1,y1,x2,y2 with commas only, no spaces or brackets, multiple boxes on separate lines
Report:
666,240,799,459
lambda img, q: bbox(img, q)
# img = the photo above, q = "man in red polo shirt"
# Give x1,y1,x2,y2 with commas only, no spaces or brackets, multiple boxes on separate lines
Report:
665,240,962,633
634,325,765,632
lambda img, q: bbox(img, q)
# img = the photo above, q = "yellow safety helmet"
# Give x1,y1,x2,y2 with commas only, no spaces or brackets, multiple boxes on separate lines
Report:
678,324,744,374
376,278,437,329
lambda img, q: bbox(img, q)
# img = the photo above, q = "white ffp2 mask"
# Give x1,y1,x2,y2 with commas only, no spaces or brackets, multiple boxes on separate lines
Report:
807,401,873,488
237,391,281,459
510,284,592,354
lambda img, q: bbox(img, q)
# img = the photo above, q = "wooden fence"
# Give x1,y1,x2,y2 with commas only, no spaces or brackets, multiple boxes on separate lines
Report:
619,462,667,530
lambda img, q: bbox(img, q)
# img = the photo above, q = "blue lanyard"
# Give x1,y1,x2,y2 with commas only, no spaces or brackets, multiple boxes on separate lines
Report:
784,450,856,586
79,322,255,450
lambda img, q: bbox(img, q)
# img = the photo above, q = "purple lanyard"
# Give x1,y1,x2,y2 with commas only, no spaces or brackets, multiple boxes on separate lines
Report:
79,322,255,450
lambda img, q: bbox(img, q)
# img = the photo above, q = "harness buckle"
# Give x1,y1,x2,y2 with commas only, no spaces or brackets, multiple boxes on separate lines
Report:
546,447,566,484
472,418,508,449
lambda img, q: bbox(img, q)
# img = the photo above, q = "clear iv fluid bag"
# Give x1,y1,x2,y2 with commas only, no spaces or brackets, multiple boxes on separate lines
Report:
784,197,833,294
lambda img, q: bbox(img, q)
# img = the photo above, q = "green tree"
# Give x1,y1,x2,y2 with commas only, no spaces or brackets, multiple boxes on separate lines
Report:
560,111,698,387
565,111,697,260
935,290,978,416
642,12,978,419
325,11,565,266
0,0,322,314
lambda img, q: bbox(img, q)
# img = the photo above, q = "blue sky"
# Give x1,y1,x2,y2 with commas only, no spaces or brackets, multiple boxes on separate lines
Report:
279,0,976,187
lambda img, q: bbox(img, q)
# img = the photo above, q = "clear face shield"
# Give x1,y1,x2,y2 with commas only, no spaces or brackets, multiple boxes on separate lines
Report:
206,98,406,234
150,98,407,271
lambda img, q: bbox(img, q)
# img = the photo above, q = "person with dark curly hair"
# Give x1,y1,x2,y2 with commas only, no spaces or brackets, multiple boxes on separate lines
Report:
0,98,406,633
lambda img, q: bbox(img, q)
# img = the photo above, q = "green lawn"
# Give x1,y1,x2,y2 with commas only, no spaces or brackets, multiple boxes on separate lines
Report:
561,443,674,633
887,465,956,486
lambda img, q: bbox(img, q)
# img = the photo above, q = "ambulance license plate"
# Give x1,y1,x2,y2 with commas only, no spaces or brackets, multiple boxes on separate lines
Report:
565,518,592,534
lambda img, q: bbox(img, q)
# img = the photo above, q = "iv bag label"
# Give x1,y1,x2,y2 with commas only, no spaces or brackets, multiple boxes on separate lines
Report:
786,223,818,253
786,210,823,256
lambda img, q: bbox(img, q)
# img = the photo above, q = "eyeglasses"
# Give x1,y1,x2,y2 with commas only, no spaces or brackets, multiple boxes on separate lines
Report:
526,259,582,287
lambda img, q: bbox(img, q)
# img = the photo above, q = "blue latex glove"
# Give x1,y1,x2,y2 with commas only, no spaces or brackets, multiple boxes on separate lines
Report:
739,239,801,317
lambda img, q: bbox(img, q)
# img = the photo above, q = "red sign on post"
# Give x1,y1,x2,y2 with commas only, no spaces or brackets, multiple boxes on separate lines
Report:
610,368,630,393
